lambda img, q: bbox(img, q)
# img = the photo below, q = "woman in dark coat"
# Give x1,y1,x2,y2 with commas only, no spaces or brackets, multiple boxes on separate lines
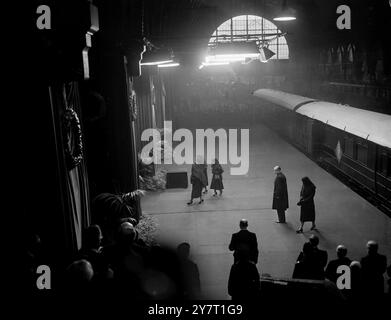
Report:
210,158,224,196
296,177,316,233
187,159,208,205
202,160,209,194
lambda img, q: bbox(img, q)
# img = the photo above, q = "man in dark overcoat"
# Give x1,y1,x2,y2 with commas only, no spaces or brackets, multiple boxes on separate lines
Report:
272,166,289,223
229,219,259,264
360,241,387,296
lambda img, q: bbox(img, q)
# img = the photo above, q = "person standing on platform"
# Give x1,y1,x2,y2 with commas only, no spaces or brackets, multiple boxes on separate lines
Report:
325,245,351,283
272,166,288,223
294,236,327,280
228,248,260,301
202,159,208,194
187,156,208,205
210,158,224,196
292,242,318,280
177,243,201,299
309,235,328,279
360,240,387,296
296,177,317,233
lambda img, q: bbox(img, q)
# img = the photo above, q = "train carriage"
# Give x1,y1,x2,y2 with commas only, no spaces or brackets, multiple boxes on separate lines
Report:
253,89,391,215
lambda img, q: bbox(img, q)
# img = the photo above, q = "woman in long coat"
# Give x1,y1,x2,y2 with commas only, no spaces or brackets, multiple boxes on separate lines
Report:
202,160,209,194
296,177,316,233
187,160,208,205
210,159,224,196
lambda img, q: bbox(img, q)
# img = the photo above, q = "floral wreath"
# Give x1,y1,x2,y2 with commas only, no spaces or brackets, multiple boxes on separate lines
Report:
63,108,83,169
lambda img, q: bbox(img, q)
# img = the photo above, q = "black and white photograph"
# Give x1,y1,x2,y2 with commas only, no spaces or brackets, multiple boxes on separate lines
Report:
17,0,390,315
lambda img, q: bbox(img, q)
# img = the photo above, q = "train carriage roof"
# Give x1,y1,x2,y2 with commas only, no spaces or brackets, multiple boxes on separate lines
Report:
253,89,391,149
253,89,315,111
298,102,391,148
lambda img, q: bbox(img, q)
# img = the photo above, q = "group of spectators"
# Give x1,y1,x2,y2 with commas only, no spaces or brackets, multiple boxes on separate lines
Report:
22,193,200,299
66,222,201,299
227,219,390,302
22,196,390,303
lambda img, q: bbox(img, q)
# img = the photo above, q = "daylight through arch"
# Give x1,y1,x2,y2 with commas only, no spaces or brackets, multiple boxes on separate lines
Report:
209,15,289,60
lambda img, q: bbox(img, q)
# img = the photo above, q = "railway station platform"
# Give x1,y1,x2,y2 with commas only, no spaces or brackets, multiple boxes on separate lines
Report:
141,123,391,299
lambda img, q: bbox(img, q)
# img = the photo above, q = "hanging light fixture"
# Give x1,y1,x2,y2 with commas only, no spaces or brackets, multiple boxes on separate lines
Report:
260,46,276,62
273,0,296,21
140,43,174,66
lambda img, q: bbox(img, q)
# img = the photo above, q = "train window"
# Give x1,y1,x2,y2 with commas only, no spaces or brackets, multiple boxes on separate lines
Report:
388,156,391,177
344,136,354,158
325,127,337,149
379,153,391,177
356,142,368,165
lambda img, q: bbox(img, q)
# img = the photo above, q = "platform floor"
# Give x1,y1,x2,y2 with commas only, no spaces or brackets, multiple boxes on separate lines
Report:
141,124,391,299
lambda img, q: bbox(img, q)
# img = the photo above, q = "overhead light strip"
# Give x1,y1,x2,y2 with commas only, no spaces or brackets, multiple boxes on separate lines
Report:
158,62,180,68
141,59,174,66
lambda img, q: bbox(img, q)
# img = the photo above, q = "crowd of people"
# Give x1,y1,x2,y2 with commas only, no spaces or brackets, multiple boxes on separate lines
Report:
227,218,390,302
21,193,201,299
21,184,390,303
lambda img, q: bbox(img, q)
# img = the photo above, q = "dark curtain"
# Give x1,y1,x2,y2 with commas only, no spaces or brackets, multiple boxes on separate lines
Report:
50,82,91,253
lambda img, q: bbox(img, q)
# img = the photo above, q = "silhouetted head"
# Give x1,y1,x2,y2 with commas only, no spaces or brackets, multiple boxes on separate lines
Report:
214,158,220,165
366,240,378,255
350,261,361,270
119,217,137,226
239,219,248,230
177,242,191,260
350,260,362,287
309,235,320,247
273,166,281,174
336,245,347,259
66,259,94,285
302,176,314,187
83,224,103,250
118,221,137,244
